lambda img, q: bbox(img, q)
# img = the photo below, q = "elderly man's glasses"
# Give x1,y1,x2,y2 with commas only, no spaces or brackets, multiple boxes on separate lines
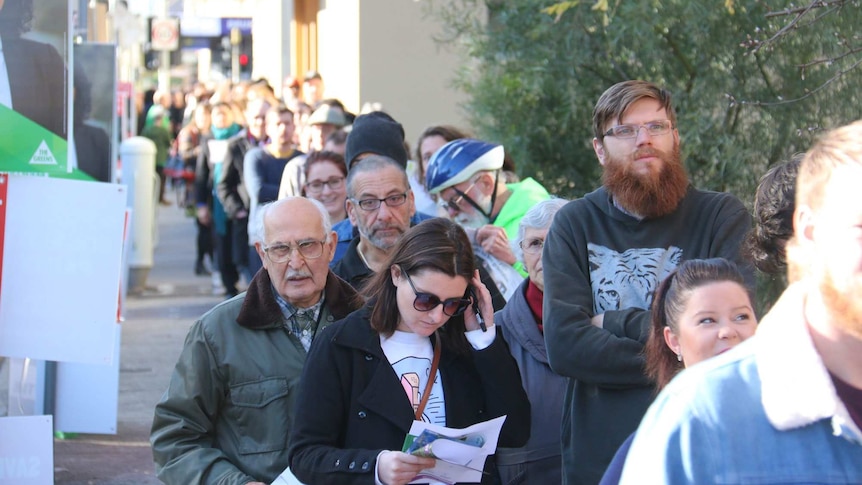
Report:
603,119,672,139
352,193,408,211
306,176,345,193
519,238,545,255
437,182,477,214
263,239,326,263
400,266,471,317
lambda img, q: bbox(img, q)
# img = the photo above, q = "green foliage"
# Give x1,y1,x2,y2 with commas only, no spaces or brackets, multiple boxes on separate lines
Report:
431,0,862,202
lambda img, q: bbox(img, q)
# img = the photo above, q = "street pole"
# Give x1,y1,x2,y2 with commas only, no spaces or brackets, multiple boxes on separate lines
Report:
230,27,241,84
158,0,170,92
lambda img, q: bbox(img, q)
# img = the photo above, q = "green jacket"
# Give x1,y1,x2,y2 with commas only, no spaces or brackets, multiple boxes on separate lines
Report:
494,177,550,240
141,123,172,167
495,177,550,276
151,269,362,484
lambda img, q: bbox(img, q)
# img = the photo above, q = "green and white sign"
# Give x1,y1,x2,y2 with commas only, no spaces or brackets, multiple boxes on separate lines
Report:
0,105,70,176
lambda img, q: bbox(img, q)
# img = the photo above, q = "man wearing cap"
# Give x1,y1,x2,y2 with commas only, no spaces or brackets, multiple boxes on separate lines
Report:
304,103,346,153
426,139,550,291
329,111,435,264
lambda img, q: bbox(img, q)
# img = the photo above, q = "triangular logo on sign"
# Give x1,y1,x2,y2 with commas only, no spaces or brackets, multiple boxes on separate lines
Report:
29,140,58,165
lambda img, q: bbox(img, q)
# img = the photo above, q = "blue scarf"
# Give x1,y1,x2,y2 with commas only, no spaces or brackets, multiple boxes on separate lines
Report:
211,123,241,141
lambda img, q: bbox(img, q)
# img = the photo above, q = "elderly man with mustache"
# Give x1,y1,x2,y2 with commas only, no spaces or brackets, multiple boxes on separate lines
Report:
151,197,362,485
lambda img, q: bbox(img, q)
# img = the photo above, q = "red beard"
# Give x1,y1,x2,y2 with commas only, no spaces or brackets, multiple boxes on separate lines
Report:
819,269,862,341
602,143,689,219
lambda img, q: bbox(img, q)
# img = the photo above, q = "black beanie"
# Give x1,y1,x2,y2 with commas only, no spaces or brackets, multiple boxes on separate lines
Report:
345,111,408,169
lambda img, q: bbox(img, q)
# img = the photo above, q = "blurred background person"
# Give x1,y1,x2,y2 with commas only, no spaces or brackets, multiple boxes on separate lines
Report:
495,197,569,485
217,86,278,284
322,128,348,156
245,104,302,276
301,70,324,108
281,75,300,106
744,155,802,314
304,103,346,153
177,102,213,275
301,150,347,224
141,106,173,205
196,101,242,297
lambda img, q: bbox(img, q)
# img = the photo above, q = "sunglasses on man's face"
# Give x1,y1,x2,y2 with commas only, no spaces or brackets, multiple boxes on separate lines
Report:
400,266,471,317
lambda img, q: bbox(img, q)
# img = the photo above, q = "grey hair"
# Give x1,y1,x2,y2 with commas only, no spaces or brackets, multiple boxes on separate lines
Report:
251,197,333,244
346,154,409,198
513,197,570,262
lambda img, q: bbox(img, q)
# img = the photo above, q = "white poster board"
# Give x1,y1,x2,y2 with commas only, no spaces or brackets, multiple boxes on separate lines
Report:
0,174,126,364
53,326,121,433
0,415,53,484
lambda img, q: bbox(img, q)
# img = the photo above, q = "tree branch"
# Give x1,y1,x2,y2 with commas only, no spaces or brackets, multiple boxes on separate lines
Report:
743,56,862,106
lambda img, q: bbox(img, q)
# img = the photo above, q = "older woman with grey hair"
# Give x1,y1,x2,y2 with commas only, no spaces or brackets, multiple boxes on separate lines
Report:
494,197,569,484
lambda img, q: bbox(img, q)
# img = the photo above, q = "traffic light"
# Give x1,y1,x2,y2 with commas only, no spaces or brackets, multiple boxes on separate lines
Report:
144,45,160,70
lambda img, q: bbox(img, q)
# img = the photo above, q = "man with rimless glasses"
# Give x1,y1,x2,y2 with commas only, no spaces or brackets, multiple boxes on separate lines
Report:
152,197,362,485
542,80,753,484
425,139,551,291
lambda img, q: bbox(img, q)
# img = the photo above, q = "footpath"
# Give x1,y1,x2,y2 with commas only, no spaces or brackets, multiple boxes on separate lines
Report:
53,203,223,484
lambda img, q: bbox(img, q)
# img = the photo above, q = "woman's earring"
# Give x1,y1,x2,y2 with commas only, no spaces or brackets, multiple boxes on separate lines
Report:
676,353,682,362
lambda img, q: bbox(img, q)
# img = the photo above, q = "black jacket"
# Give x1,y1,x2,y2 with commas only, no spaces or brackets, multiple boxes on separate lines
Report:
288,306,531,484
216,130,255,218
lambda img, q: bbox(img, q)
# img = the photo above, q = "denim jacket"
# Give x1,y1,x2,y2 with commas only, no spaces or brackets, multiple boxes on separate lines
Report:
619,283,862,484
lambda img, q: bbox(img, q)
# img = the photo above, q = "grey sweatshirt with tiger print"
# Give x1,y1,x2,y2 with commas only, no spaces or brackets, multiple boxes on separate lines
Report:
542,184,753,485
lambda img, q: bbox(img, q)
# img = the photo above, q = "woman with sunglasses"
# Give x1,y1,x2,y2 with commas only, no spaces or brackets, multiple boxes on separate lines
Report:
287,217,531,485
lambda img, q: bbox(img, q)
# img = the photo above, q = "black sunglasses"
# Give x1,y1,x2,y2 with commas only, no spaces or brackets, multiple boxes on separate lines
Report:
400,266,471,317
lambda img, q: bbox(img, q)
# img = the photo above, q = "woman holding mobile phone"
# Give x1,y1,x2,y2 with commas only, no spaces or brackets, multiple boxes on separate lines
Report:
287,218,530,485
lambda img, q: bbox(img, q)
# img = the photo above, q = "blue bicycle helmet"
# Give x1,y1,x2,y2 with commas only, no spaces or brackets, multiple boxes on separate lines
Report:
425,139,505,194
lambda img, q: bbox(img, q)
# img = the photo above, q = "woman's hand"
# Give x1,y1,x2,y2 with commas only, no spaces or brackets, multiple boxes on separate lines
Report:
377,451,436,485
464,270,494,332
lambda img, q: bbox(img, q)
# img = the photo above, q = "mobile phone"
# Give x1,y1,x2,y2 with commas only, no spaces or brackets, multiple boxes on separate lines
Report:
469,287,487,332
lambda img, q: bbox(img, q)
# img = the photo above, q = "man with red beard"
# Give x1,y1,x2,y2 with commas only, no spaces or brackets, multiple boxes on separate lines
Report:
618,120,862,484
542,80,753,485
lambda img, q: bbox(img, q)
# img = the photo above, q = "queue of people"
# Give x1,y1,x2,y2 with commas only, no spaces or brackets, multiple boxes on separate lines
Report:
149,76,862,484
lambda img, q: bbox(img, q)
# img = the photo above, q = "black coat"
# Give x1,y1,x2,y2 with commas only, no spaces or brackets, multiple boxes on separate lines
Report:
288,306,531,484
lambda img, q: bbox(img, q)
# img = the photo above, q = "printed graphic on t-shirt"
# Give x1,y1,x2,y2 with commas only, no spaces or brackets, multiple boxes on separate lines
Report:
588,244,683,313
392,356,445,425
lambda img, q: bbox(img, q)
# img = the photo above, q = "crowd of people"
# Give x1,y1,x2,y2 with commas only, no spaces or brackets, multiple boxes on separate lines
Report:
148,77,862,484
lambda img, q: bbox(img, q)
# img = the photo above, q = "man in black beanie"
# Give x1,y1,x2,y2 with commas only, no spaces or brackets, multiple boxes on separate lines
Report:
344,111,409,168
330,111,434,264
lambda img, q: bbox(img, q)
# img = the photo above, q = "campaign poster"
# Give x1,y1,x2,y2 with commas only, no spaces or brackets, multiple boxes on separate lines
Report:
73,43,117,183
0,0,72,177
